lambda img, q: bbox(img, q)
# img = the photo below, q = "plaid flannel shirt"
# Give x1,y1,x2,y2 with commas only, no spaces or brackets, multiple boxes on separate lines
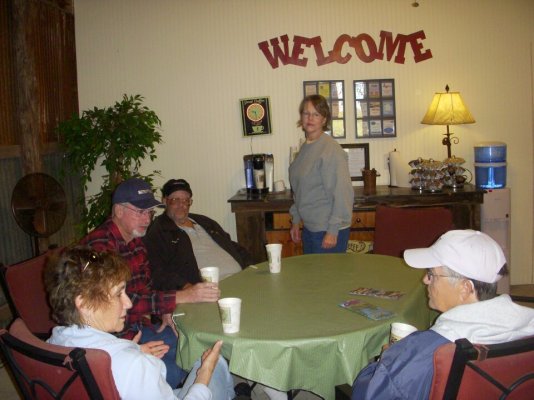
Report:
80,218,176,338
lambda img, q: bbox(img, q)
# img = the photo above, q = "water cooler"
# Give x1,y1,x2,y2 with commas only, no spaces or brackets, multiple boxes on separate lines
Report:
475,142,510,294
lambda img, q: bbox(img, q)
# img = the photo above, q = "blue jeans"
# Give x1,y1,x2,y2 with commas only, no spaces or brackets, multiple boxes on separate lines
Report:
174,356,235,400
139,324,187,388
302,227,350,254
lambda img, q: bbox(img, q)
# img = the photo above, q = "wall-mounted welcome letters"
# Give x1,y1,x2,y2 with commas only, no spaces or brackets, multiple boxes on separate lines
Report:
258,30,432,69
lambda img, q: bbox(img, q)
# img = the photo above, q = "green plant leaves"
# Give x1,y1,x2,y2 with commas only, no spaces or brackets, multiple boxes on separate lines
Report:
57,94,163,235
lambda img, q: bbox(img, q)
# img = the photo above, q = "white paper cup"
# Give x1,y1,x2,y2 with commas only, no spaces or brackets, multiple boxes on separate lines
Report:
218,297,242,334
200,266,219,283
265,243,282,273
390,322,418,343
274,180,286,192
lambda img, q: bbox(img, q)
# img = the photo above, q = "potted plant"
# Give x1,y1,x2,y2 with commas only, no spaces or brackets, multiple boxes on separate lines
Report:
57,94,162,235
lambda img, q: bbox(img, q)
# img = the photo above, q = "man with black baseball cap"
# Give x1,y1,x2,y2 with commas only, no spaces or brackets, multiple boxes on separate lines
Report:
81,178,188,387
352,230,534,400
144,178,252,299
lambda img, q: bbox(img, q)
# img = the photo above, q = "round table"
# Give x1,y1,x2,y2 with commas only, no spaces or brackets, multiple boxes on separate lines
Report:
173,253,431,400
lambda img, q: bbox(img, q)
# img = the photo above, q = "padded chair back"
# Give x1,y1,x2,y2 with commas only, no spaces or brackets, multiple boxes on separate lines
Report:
0,250,59,338
373,205,454,257
0,318,120,400
430,336,534,399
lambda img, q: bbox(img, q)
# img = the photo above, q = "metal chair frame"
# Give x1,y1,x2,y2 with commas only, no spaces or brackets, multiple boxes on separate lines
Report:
0,318,120,400
442,336,534,400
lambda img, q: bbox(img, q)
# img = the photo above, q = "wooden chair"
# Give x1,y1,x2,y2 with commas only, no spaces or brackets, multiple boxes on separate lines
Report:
0,318,120,400
430,336,534,399
373,205,454,257
0,250,60,339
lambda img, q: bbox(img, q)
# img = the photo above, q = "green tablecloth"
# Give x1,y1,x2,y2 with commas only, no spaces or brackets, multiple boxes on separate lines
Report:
173,253,431,400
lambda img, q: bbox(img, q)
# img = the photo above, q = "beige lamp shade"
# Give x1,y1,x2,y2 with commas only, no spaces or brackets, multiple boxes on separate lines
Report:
421,85,475,158
421,89,475,125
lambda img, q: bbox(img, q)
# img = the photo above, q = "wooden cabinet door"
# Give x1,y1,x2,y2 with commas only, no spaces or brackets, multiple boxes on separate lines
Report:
265,230,303,258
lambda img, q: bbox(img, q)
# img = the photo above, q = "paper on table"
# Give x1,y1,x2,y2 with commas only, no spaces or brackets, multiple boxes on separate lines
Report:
339,299,396,320
349,287,405,300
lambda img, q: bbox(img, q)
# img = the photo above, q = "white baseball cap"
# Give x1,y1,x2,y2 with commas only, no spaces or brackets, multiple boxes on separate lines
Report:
403,230,506,283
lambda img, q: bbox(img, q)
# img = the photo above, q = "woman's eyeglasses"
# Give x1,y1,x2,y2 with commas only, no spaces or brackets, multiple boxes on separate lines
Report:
82,251,102,272
301,111,322,119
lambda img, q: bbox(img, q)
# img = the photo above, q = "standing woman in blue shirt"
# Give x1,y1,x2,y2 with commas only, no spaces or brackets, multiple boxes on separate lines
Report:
289,94,354,254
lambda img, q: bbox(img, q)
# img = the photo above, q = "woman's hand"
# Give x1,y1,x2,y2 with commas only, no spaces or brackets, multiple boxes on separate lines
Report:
322,232,338,249
290,224,301,243
133,331,170,359
195,340,223,386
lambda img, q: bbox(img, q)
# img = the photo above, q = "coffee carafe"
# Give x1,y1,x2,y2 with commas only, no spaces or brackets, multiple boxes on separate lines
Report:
264,154,274,192
253,155,265,190
243,153,273,194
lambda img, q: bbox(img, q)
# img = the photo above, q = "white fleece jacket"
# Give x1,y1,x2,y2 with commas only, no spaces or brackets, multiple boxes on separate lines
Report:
431,294,534,344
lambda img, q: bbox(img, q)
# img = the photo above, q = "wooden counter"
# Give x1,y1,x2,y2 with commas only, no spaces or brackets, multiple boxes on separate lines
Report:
228,184,484,263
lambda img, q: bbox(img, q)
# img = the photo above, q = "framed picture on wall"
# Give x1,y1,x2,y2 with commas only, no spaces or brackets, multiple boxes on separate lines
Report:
303,80,345,138
354,79,396,138
341,143,369,181
240,97,272,136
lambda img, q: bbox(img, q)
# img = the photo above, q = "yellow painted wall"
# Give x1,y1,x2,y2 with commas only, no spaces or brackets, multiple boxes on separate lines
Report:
74,0,534,283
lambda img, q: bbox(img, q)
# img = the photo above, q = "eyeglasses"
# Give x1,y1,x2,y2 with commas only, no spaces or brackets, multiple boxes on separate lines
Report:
301,111,322,119
121,204,155,218
63,247,102,273
82,251,101,272
166,198,193,206
426,269,461,281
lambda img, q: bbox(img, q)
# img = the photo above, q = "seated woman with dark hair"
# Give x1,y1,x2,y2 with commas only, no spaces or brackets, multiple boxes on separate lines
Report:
45,246,235,400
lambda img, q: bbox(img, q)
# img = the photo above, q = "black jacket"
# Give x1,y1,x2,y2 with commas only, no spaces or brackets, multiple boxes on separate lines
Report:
143,212,252,291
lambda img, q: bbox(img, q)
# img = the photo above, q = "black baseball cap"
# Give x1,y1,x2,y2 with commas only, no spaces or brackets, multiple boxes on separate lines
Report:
162,179,193,197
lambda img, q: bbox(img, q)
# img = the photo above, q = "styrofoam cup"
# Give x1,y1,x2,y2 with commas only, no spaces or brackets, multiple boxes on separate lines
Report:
218,297,242,334
200,266,219,283
265,243,282,273
390,322,418,343
274,180,286,192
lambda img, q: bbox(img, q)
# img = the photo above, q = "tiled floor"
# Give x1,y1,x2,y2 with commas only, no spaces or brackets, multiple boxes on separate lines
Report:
1,285,534,400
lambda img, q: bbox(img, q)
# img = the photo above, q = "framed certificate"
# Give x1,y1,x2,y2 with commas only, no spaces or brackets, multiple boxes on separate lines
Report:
341,143,370,181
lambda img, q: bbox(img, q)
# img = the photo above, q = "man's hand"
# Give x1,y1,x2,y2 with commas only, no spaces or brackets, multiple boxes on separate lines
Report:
158,313,179,336
322,232,338,249
290,224,301,244
176,282,220,304
195,340,223,386
133,331,170,358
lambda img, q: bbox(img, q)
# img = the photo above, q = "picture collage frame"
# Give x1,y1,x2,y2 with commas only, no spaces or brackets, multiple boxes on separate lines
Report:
354,79,396,138
301,79,396,139
303,80,346,139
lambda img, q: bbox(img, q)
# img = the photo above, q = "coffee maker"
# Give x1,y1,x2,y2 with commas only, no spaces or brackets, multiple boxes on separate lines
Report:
244,153,273,195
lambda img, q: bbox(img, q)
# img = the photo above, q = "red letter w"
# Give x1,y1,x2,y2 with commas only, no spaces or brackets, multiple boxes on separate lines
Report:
258,35,291,69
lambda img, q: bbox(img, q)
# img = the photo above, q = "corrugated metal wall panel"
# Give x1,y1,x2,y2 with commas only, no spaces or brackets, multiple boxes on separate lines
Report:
0,154,81,266
0,0,18,146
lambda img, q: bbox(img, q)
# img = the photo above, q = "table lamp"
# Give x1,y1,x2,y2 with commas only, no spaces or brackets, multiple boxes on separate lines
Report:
421,85,475,158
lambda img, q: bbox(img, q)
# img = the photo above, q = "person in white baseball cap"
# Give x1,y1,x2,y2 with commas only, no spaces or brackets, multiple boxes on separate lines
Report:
352,230,534,400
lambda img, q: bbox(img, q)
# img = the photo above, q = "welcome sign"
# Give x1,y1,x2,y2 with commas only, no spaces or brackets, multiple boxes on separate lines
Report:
258,30,432,69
